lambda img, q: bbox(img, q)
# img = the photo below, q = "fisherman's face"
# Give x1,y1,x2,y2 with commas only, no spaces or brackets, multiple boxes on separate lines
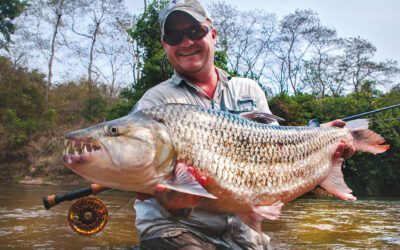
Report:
162,12,217,77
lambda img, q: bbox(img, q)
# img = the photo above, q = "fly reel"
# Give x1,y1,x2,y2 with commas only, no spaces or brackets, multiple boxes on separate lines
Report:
67,196,108,236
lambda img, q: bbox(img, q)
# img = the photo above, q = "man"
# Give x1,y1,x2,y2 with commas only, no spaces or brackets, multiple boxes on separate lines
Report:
133,1,353,249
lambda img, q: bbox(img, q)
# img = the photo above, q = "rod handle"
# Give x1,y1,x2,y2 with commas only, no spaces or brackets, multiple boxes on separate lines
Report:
43,184,110,209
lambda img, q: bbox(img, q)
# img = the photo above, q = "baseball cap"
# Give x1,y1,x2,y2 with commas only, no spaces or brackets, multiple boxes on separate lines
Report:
159,0,212,37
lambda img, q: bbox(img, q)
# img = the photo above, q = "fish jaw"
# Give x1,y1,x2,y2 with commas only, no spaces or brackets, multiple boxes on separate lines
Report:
62,114,177,193
62,133,123,189
63,137,105,166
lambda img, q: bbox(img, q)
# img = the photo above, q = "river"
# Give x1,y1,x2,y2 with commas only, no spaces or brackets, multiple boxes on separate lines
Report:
0,184,399,249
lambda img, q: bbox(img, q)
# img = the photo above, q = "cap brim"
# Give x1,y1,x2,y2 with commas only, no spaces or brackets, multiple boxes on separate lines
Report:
161,8,208,37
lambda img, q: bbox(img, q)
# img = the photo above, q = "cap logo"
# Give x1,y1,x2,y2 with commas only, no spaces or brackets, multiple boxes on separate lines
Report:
171,0,184,5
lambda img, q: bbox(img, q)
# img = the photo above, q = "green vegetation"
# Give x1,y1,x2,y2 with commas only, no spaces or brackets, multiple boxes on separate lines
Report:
268,89,400,197
0,0,27,50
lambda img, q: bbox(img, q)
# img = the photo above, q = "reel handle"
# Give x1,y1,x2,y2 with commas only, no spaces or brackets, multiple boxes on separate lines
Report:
43,184,110,209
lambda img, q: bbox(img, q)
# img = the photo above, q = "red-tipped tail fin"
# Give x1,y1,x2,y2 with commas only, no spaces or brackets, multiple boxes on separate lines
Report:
345,119,390,154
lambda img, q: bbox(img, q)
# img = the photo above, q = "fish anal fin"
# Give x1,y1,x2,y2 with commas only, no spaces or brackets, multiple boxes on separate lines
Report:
162,164,217,199
239,201,284,233
320,158,357,201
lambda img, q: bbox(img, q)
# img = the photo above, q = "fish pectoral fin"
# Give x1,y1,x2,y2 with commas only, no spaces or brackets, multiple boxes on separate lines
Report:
161,164,217,199
319,158,357,201
162,182,217,199
239,201,284,233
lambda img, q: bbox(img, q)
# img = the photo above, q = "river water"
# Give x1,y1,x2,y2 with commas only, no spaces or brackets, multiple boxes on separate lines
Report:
0,184,399,249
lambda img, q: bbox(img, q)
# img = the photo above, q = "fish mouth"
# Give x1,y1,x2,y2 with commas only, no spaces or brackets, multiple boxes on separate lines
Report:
62,137,103,165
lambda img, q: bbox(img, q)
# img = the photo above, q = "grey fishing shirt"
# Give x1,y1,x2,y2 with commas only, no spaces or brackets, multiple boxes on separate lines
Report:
133,68,274,250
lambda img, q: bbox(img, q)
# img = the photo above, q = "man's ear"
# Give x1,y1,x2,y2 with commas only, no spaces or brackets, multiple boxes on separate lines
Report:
211,27,217,39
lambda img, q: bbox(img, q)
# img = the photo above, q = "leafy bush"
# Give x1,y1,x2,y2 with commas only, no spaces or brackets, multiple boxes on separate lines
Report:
269,88,400,196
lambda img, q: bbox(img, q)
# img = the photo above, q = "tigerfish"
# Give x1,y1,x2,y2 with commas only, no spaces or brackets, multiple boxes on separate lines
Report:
63,104,389,230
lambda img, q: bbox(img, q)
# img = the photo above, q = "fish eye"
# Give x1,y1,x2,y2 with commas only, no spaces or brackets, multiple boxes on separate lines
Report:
109,126,118,135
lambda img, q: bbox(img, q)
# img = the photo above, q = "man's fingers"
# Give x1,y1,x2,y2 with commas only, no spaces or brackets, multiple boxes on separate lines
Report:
155,184,167,193
333,142,356,160
321,119,346,128
333,143,345,159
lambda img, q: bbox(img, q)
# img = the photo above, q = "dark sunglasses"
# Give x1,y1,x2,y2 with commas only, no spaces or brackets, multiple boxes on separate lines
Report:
163,24,211,46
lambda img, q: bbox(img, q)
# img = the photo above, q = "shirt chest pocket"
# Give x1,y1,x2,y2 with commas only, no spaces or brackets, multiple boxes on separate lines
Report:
236,96,257,112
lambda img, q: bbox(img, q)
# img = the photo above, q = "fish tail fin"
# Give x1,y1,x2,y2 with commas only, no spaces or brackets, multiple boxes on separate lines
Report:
345,119,390,154
320,158,357,201
239,201,284,233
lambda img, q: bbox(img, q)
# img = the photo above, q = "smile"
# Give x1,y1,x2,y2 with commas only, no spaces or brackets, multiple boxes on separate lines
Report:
179,49,200,57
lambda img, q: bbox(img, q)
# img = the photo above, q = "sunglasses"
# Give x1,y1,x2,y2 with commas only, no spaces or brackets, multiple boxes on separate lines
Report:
163,24,211,46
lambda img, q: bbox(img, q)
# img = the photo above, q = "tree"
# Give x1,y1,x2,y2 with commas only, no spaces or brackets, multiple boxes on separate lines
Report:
337,37,399,93
94,16,135,99
69,0,129,96
20,0,76,110
209,1,276,81
123,0,170,104
0,0,27,50
272,9,323,95
0,56,52,148
302,26,339,97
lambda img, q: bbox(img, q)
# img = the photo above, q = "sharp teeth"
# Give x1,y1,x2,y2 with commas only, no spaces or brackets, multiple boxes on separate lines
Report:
83,145,88,155
74,149,79,156
66,144,71,154
64,140,67,147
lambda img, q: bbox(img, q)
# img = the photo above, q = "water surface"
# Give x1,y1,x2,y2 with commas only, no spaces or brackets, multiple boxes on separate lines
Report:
0,184,399,249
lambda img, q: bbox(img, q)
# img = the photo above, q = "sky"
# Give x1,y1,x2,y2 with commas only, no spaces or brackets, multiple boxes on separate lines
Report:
126,0,400,64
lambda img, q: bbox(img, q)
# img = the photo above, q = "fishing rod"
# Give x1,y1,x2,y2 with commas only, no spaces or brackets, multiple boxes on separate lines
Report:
308,103,400,126
341,103,400,121
43,184,110,209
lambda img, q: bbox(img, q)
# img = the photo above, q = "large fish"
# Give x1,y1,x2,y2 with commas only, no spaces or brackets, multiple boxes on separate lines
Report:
63,104,389,230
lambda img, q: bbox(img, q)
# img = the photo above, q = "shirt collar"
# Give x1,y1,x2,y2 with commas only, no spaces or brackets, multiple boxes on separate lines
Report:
170,67,232,87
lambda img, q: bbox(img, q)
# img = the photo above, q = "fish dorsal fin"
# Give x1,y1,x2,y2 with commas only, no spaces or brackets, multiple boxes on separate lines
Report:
240,112,284,124
307,118,320,127
161,164,217,199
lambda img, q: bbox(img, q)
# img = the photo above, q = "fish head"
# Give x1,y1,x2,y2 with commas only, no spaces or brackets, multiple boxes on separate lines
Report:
63,113,176,193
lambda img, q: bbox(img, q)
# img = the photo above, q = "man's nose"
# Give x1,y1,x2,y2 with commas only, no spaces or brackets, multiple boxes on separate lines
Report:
180,34,195,47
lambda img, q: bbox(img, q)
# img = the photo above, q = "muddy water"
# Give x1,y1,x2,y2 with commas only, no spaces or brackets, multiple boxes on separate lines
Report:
0,184,399,249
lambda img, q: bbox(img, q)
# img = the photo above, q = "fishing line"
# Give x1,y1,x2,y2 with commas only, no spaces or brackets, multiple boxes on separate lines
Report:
107,196,136,217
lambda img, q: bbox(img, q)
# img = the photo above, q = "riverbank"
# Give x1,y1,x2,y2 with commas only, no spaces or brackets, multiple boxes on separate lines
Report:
16,174,88,186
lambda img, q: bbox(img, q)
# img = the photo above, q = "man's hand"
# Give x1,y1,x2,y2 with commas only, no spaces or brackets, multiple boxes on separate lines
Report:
136,163,207,210
321,119,356,159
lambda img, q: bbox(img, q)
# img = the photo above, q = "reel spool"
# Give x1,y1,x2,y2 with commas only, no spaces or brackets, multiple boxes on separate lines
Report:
67,196,108,236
